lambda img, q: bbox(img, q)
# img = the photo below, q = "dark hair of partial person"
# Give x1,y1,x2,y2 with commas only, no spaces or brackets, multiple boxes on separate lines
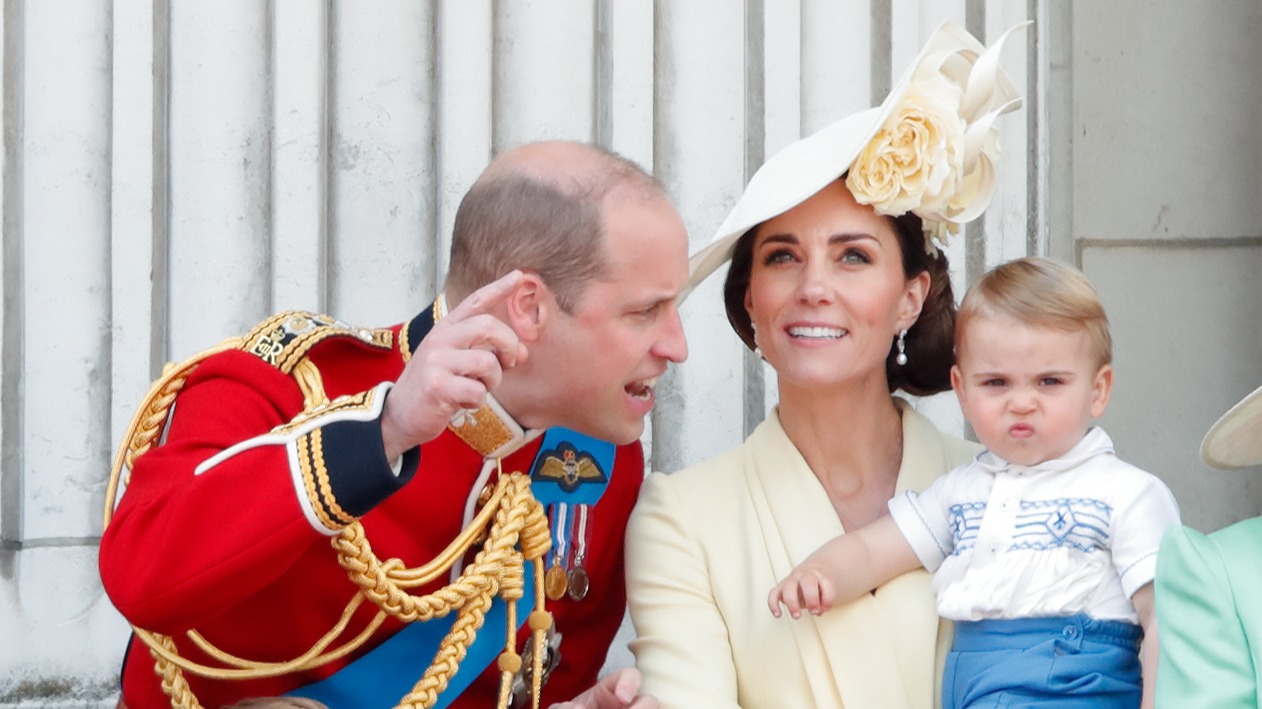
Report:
445,145,664,313
722,205,957,396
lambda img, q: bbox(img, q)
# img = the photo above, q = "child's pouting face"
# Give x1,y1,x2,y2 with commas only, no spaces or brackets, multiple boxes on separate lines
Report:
950,313,1113,467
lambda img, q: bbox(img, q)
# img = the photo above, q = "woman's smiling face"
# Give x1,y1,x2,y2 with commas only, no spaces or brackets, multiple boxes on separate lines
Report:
744,179,927,391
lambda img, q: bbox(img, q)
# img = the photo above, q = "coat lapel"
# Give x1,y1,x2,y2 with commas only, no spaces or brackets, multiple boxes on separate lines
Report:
744,401,952,709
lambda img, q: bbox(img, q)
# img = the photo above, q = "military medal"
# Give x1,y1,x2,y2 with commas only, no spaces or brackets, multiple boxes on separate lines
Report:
567,504,591,601
544,563,568,601
544,503,571,601
527,429,614,605
566,566,589,602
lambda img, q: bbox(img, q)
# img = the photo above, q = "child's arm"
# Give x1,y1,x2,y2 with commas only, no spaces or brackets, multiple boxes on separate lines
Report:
1132,582,1157,709
767,514,922,618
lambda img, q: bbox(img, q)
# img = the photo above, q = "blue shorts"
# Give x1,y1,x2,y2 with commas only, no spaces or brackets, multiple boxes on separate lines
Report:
942,614,1142,709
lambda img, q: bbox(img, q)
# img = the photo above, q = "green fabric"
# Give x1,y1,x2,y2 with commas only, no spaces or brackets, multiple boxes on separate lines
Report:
1155,518,1262,708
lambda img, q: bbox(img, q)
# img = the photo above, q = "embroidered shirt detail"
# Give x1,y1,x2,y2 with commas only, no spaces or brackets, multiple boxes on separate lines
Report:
948,498,1112,556
947,501,986,555
1012,498,1111,553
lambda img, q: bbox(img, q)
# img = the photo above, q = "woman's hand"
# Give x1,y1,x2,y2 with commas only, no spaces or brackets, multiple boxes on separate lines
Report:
547,667,659,709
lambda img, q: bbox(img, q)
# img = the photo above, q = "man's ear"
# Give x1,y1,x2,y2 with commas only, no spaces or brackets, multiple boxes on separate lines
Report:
505,272,551,342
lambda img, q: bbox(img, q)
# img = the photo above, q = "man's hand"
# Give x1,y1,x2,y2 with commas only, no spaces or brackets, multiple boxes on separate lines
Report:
547,668,658,709
381,271,528,460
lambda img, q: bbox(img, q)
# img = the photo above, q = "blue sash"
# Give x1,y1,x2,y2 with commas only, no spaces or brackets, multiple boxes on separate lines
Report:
287,428,615,708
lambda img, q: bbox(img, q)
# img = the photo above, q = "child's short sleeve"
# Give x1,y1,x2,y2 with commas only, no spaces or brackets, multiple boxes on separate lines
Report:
1110,466,1181,598
888,472,958,572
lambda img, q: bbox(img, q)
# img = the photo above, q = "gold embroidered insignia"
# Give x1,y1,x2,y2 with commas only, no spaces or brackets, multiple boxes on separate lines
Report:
535,444,607,492
241,311,393,373
447,404,516,458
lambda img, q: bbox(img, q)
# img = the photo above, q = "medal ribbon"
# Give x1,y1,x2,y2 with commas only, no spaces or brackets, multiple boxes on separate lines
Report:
549,502,571,568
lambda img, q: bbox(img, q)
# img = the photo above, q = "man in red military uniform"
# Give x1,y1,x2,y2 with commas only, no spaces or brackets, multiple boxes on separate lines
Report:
99,141,689,709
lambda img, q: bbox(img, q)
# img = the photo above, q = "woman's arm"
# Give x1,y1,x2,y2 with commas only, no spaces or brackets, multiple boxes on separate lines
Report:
1154,525,1257,708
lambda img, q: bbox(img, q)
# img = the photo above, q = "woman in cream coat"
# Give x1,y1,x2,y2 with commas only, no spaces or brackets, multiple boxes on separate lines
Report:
629,395,977,708
626,22,1025,709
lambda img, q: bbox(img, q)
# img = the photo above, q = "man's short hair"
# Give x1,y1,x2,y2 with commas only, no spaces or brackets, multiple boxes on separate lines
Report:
957,256,1113,367
445,145,663,312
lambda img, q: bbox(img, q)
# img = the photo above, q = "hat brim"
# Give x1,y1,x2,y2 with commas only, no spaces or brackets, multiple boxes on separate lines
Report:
682,21,1023,301
1201,384,1262,469
683,107,883,299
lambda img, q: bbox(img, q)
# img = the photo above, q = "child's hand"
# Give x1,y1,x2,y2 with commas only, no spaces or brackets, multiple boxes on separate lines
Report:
767,569,835,619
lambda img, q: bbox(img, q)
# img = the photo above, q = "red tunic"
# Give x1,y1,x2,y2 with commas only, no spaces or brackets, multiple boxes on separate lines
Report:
99,308,643,708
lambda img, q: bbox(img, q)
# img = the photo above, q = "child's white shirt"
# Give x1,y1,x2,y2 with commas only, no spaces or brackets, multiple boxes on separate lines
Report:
887,427,1180,624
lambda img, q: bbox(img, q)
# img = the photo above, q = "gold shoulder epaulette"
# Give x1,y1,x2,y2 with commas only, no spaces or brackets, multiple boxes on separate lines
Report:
241,311,394,374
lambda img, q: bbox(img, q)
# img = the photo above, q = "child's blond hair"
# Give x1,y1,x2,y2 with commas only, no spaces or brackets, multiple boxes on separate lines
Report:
957,256,1112,367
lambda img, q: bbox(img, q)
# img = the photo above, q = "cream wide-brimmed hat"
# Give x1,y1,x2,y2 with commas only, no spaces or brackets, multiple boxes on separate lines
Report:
684,21,1030,298
1201,384,1262,469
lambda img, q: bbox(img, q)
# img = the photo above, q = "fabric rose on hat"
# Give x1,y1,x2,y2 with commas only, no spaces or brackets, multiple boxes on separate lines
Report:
846,24,1024,254
846,78,967,252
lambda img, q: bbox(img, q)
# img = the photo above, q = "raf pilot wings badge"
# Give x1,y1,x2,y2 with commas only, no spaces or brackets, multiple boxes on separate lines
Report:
528,428,614,507
536,444,607,492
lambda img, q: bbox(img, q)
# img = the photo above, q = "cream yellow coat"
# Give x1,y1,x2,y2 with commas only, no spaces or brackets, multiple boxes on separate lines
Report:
626,400,980,709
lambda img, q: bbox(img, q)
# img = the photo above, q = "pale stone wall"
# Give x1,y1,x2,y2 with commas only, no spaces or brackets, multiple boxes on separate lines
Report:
1,0,1257,705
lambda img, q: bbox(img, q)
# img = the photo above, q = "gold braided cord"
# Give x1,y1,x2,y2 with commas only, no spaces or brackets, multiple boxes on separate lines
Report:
295,434,343,532
102,339,241,709
106,346,556,709
136,472,550,706
277,324,338,374
138,591,381,677
308,429,356,527
400,578,498,707
399,322,413,364
180,582,394,673
292,359,328,410
104,339,243,530
152,634,202,709
335,475,548,620
497,551,526,704
528,562,549,709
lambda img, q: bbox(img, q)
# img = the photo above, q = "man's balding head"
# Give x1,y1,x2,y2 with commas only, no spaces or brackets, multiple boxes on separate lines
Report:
478,140,660,199
445,141,666,311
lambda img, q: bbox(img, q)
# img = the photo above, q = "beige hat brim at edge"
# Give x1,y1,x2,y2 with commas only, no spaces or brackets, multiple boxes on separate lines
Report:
681,20,1024,302
1201,384,1262,469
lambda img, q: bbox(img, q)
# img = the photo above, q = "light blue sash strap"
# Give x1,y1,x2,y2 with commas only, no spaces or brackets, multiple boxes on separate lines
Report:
287,562,535,709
